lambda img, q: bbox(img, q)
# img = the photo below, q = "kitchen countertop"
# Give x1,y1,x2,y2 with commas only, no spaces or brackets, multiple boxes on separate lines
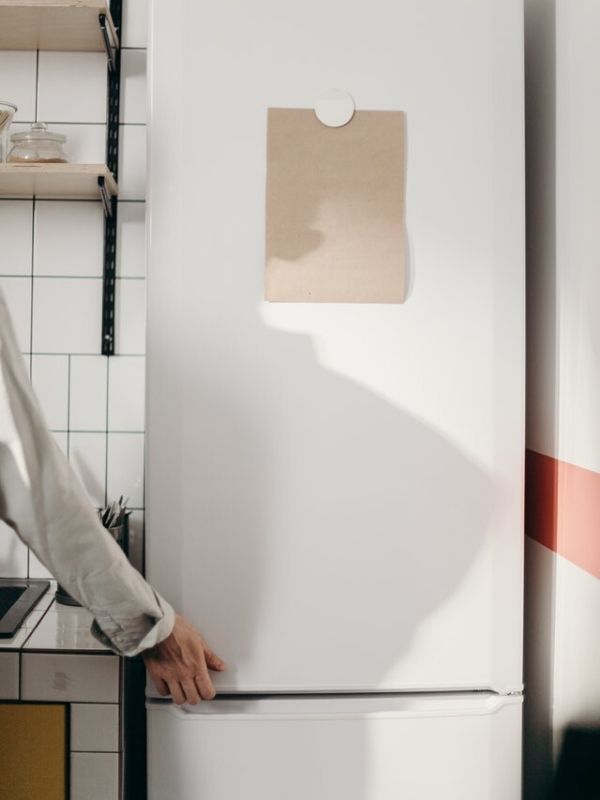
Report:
0,582,111,654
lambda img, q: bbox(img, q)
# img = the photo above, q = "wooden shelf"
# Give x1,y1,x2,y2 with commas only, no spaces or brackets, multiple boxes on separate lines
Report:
0,163,117,200
0,1,117,52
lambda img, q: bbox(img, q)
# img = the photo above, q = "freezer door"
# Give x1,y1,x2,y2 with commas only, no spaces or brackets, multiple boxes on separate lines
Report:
146,0,525,694
147,694,522,800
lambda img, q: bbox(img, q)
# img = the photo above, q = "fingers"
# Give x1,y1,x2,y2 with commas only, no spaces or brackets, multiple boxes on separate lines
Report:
194,659,217,700
142,615,226,705
150,671,200,705
205,647,226,672
169,681,186,706
153,676,170,697
194,675,215,701
181,679,201,706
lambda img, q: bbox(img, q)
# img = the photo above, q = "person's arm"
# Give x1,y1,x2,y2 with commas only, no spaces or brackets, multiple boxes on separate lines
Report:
0,292,223,702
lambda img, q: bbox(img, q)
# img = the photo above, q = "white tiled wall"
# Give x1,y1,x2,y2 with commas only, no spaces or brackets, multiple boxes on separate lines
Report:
0,0,148,580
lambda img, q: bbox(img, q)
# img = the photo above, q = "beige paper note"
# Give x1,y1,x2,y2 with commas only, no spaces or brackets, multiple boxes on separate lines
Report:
265,108,406,303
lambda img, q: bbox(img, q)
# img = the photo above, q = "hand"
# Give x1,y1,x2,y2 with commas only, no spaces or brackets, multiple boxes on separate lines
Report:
142,614,226,705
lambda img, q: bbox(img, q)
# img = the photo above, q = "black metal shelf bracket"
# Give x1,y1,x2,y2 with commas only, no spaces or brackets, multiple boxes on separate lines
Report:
99,177,117,355
99,0,122,356
99,12,118,72
98,175,112,217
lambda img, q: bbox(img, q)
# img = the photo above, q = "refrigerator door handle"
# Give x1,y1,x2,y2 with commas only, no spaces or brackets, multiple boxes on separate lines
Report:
152,692,523,722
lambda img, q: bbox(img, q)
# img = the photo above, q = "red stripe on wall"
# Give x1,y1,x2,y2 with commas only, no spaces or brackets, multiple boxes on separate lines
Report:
526,449,600,580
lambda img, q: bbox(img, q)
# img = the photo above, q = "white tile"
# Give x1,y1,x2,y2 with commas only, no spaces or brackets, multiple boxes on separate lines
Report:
71,704,119,752
29,551,53,580
70,356,108,431
31,354,69,429
69,432,106,507
32,278,102,354
115,279,146,354
0,201,33,274
26,605,108,652
44,123,106,165
0,653,19,699
122,0,148,47
0,519,28,578
34,201,103,277
0,276,31,352
37,52,107,124
71,753,120,800
0,51,37,122
108,356,145,431
107,433,144,507
117,202,146,277
120,49,147,124
118,125,146,199
21,653,119,701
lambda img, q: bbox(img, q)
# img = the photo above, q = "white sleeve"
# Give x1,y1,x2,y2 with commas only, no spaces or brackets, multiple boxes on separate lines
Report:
0,291,175,657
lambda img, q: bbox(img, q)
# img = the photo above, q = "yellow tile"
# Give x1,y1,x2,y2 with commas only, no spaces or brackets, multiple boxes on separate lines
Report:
0,703,67,800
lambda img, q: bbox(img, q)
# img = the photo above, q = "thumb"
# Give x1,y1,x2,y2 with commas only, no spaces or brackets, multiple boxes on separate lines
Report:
205,647,226,672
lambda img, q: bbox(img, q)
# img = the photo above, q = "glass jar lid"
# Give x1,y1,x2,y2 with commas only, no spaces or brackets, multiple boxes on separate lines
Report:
10,122,66,144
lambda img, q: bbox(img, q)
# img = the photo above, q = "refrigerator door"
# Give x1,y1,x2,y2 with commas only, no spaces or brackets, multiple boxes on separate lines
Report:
146,0,525,694
147,693,522,800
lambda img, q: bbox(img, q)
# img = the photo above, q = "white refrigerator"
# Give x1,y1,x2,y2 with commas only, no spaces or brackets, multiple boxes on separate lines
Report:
145,0,525,797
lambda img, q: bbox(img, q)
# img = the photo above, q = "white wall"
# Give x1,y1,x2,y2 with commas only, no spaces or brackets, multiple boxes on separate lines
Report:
524,1,600,796
0,0,149,577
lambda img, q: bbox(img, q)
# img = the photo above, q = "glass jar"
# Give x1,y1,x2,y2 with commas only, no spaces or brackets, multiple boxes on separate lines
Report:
7,122,69,163
0,101,17,162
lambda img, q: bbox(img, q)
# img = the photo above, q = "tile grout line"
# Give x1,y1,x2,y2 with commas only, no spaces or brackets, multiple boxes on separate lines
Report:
26,204,35,578
22,354,144,360
34,49,39,123
26,43,37,578
0,199,146,205
50,429,145,434
0,275,146,281
10,121,146,127
20,594,55,650
27,49,39,379
105,356,110,508
66,355,72,459
28,207,35,377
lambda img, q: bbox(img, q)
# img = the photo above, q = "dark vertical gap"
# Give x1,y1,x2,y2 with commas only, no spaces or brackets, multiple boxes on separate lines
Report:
64,704,71,800
141,437,146,576
523,1,558,799
123,657,147,800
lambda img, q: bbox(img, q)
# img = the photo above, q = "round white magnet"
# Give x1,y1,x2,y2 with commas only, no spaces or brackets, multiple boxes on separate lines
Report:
314,88,355,128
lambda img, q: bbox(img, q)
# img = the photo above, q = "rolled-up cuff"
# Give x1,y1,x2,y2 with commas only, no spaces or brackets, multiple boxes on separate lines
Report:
90,591,176,657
